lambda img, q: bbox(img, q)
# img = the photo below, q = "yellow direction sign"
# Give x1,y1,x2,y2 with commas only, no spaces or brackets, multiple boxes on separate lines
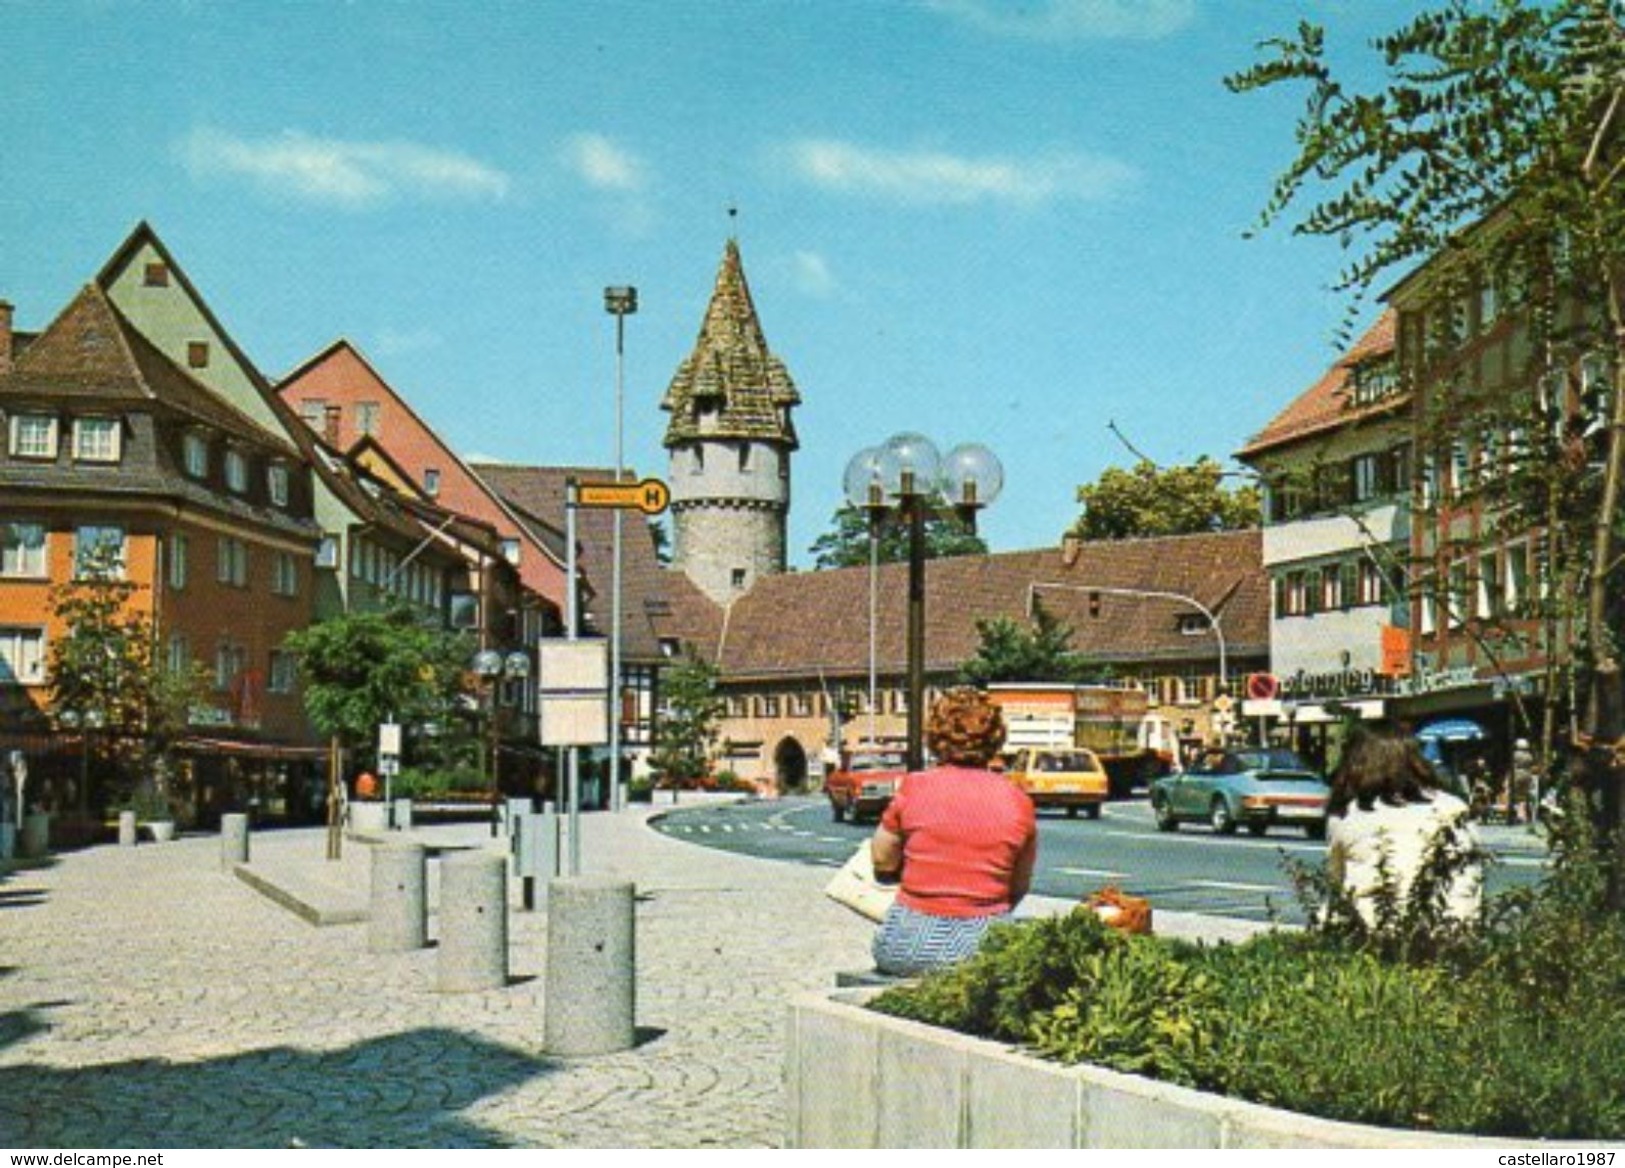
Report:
577,477,670,515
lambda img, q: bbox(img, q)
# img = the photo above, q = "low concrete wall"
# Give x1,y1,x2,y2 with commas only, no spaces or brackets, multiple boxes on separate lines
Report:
785,988,1576,1149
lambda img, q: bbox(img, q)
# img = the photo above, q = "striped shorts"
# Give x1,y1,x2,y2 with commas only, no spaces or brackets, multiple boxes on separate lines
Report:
872,902,1008,976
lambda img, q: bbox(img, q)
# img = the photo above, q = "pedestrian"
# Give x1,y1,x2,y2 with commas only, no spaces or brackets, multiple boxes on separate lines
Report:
1511,737,1537,826
868,687,1038,976
1326,728,1482,928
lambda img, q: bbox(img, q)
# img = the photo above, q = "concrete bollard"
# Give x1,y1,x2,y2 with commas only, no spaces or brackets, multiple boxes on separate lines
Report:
370,842,428,953
220,812,250,868
437,850,508,992
544,877,636,1056
118,810,137,848
393,798,413,832
19,812,49,859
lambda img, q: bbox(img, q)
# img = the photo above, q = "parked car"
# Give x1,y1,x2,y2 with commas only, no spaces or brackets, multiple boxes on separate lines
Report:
1150,746,1330,838
825,750,909,823
1003,746,1109,818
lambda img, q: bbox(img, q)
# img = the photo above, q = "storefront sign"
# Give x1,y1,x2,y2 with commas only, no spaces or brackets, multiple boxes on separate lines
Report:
1394,665,1481,697
1278,667,1397,700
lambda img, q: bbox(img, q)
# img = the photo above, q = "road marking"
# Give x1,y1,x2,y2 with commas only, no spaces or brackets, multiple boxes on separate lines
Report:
1186,879,1283,894
1099,829,1323,856
1056,866,1129,880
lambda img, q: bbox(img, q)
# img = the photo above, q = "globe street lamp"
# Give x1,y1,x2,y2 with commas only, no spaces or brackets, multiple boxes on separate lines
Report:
474,648,531,834
843,434,1003,772
604,284,637,812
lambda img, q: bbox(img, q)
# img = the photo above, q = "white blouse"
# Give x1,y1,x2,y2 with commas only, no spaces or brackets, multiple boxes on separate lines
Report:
1327,792,1482,924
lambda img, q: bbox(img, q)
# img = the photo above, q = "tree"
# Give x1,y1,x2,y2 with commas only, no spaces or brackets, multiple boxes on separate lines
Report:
1229,0,1625,898
283,601,474,769
649,652,725,787
45,546,209,814
1070,457,1261,541
958,602,1099,686
809,504,987,569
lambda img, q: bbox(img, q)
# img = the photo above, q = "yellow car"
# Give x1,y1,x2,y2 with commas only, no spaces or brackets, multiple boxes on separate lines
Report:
1003,746,1110,818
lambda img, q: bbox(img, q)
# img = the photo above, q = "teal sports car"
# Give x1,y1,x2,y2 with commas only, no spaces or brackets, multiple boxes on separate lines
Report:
1151,747,1330,839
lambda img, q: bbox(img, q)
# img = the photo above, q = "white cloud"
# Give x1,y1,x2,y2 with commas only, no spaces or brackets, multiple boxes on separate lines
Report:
178,127,510,206
790,250,838,298
925,0,1196,41
782,139,1137,206
560,133,648,192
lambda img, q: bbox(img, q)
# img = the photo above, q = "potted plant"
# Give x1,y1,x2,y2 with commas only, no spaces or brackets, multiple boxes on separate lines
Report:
128,788,177,843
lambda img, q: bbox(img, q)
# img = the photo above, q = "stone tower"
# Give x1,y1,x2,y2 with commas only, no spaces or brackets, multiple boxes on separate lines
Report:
662,238,800,605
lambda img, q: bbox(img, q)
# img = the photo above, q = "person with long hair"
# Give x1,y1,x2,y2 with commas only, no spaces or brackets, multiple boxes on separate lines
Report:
869,687,1038,975
1326,728,1482,926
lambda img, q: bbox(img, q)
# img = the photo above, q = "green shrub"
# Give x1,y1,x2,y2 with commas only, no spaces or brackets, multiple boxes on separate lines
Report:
871,808,1625,1139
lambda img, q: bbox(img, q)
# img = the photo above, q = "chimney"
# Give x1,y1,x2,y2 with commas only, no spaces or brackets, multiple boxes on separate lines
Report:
1061,533,1082,567
0,301,13,377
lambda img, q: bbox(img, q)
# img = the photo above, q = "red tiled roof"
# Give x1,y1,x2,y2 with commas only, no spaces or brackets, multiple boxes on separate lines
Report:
674,529,1267,682
1237,311,1401,459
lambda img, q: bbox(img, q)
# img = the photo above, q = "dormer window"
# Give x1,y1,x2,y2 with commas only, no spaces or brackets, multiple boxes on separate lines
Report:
1176,613,1211,636
8,414,58,459
143,262,170,287
500,538,521,566
423,468,440,497
187,342,210,369
72,417,121,463
224,448,248,494
183,432,209,478
267,462,290,507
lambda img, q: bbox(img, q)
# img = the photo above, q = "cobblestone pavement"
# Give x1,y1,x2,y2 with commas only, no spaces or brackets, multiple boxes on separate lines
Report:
0,802,874,1149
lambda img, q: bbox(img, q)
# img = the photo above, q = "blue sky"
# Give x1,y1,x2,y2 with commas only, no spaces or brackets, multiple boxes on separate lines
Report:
2,1,1417,565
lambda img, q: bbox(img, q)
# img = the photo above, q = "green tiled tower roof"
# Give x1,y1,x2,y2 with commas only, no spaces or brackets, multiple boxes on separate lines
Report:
661,238,799,449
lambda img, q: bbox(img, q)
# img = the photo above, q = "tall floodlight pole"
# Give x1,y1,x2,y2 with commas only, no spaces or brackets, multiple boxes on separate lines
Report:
604,286,637,812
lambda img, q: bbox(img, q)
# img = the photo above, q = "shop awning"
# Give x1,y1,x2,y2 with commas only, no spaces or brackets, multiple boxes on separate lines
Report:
176,737,330,761
1416,718,1486,743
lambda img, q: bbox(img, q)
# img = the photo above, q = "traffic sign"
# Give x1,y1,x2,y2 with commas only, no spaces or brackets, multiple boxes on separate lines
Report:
577,478,670,515
1246,673,1280,701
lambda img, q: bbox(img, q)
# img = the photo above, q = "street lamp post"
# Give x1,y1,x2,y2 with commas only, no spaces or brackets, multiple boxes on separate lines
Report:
604,285,637,813
474,648,531,835
844,434,1003,772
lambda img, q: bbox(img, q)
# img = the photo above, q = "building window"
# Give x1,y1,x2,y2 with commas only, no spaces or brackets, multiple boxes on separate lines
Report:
215,641,246,692
790,692,813,717
299,399,325,431
1352,454,1381,502
72,417,121,462
355,401,381,437
169,532,189,590
1478,551,1500,620
9,414,57,459
1447,561,1468,629
268,463,290,507
166,633,189,675
1507,541,1529,614
731,568,747,590
217,537,248,587
143,262,170,287
1282,571,1307,617
725,695,747,718
1357,559,1386,607
74,525,125,578
315,535,338,569
268,650,298,695
271,551,298,596
0,522,46,578
0,627,45,685
1419,578,1438,637
187,341,210,369
738,443,751,473
424,468,440,497
183,432,209,478
323,405,342,445
1321,564,1345,612
224,449,248,494
757,694,780,718
500,539,521,566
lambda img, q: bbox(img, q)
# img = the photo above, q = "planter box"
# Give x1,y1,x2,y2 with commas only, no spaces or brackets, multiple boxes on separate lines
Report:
785,987,1594,1149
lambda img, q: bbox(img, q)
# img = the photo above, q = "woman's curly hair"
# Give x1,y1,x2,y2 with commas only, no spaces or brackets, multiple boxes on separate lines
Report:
925,687,1007,767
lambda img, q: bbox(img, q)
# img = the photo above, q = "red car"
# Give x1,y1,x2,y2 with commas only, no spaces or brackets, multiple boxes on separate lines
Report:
824,750,909,824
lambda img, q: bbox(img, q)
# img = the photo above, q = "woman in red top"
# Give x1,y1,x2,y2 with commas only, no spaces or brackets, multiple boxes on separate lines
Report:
870,687,1038,975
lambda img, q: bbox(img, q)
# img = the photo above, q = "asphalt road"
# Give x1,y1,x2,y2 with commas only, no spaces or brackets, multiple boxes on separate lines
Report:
651,795,1546,924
